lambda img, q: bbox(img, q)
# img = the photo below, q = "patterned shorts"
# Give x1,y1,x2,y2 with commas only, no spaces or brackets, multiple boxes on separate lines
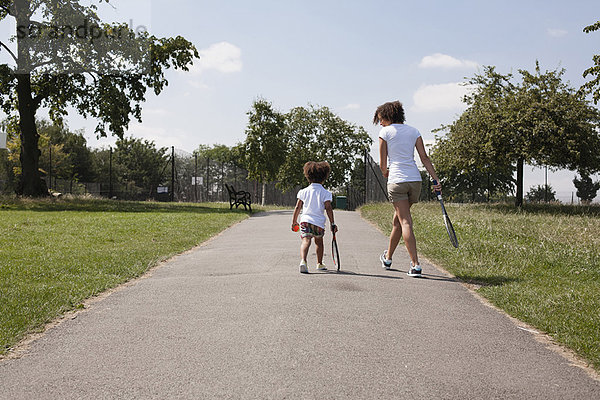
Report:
300,222,325,238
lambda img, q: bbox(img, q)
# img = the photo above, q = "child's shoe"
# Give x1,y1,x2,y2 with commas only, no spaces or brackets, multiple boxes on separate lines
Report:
299,260,308,274
316,263,327,271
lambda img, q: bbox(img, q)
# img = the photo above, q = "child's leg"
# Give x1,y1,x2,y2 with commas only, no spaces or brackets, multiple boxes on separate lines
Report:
314,237,324,264
300,237,312,262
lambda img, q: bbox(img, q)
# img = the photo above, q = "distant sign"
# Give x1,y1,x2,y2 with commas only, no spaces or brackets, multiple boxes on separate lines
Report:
192,176,203,185
0,131,6,149
157,186,169,194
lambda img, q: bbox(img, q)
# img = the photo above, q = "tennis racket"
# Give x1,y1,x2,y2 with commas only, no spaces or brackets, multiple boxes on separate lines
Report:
332,230,340,271
433,180,459,248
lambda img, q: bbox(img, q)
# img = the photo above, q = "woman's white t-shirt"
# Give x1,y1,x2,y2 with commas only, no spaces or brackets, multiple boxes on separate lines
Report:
379,123,422,184
297,183,332,229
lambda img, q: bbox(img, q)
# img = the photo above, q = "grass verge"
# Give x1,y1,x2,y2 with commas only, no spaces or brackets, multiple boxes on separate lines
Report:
361,201,600,370
0,197,251,355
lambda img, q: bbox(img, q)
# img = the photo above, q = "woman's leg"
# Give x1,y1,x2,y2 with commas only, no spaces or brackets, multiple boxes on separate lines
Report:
387,210,402,259
390,199,419,266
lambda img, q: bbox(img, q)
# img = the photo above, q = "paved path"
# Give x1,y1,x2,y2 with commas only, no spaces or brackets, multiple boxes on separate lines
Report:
1,210,599,399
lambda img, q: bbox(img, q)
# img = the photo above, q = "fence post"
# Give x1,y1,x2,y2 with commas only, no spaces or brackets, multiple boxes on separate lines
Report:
109,147,113,199
206,158,210,201
221,162,224,201
363,148,368,205
48,142,52,191
171,146,175,202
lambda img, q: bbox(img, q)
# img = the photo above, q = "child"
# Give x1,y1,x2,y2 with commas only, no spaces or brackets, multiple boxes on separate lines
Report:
291,161,338,274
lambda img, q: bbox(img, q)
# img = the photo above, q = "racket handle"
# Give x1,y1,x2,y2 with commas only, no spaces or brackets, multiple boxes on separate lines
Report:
433,179,442,198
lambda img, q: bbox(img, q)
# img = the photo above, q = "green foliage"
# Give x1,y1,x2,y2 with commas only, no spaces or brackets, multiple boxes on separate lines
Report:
349,157,366,198
433,64,600,205
113,137,169,191
432,67,516,201
582,20,600,104
0,0,198,195
240,98,287,183
38,120,95,182
238,100,372,192
573,172,600,203
525,184,557,203
277,104,372,191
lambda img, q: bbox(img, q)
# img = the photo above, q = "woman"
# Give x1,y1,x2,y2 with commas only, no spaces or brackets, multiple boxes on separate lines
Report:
374,101,441,277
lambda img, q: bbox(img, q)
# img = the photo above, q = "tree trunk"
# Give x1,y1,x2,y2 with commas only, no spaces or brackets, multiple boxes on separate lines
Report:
14,0,46,196
261,182,266,206
515,157,524,207
16,73,46,196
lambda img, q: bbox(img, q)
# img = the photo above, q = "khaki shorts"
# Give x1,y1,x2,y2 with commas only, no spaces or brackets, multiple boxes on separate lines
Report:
388,181,422,204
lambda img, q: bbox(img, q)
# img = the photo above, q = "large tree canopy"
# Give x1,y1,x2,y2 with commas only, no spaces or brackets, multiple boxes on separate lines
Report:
240,98,287,204
432,72,515,201
433,64,600,206
277,104,372,191
0,0,198,196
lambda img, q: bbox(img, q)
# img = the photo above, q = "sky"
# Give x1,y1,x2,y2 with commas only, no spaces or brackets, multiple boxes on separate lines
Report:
2,0,600,202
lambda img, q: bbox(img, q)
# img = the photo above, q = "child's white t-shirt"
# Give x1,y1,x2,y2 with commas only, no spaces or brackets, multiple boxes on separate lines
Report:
297,183,332,229
379,123,422,183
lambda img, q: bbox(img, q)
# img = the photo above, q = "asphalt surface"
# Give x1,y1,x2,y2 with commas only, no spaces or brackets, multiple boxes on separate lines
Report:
1,209,599,399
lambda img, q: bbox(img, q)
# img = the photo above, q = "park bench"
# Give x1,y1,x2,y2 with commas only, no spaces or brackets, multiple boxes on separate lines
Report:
225,184,252,212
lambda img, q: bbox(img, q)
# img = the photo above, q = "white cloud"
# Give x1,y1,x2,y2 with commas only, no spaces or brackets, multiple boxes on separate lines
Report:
341,103,360,110
411,82,473,112
418,53,478,69
189,42,243,75
142,108,171,117
188,80,210,90
547,28,568,38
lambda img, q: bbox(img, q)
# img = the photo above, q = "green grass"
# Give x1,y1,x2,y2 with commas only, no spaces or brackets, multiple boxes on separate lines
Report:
0,197,251,354
361,201,600,370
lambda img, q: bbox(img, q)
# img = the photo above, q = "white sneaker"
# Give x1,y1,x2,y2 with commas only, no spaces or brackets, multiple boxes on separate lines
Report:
407,262,422,277
380,251,392,270
299,260,308,274
316,263,327,271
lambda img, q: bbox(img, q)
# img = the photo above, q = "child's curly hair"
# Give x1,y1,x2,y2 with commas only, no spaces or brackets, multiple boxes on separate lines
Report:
303,161,330,184
373,101,405,124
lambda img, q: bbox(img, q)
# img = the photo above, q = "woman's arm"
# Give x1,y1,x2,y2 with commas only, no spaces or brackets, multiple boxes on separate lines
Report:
415,137,441,192
379,138,389,178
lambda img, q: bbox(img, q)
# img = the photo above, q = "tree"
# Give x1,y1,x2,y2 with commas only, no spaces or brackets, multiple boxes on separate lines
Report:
240,98,287,205
582,20,600,104
432,79,515,202
277,104,372,191
434,64,600,206
510,64,600,206
38,119,95,182
525,184,557,203
113,137,168,195
573,172,600,204
0,0,198,196
4,116,71,188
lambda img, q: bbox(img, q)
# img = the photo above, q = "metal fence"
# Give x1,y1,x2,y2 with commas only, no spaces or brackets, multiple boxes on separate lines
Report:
346,149,389,210
0,146,300,206
1,146,417,209
168,148,298,205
